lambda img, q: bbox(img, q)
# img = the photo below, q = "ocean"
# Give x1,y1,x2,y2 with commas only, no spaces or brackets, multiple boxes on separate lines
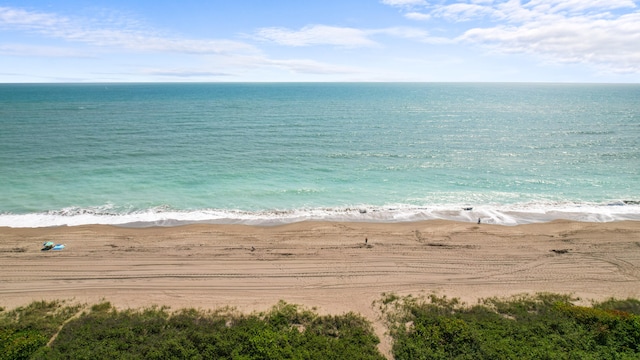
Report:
1,83,638,227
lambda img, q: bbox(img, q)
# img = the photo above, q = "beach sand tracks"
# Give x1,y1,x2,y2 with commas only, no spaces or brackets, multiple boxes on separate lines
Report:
414,228,484,250
2,221,640,321
591,256,640,281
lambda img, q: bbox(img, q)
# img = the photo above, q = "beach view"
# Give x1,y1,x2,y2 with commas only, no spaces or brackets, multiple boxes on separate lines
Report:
1,1,640,359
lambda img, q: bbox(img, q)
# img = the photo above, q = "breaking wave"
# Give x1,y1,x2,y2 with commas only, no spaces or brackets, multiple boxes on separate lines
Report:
1,201,639,228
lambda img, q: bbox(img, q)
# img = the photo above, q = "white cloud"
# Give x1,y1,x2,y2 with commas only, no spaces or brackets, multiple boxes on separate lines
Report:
373,26,453,44
220,54,364,75
265,58,363,74
0,44,92,57
433,3,499,21
524,0,636,14
404,12,432,21
255,25,444,47
381,0,428,6
139,68,232,77
372,26,430,39
455,1,640,73
381,0,640,74
0,6,370,78
460,12,640,73
0,6,258,55
0,6,66,29
254,25,378,47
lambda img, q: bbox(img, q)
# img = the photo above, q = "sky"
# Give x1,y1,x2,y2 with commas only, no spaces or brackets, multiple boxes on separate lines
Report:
1,0,639,82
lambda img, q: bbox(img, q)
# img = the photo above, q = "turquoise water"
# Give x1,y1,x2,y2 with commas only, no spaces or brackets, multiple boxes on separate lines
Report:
1,83,639,227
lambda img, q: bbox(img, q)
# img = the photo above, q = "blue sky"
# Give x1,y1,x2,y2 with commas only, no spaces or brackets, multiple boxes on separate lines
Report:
1,0,639,82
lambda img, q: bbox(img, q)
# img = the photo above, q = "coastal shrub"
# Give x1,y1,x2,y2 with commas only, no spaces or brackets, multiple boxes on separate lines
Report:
593,297,640,315
381,293,640,360
37,300,384,359
0,328,47,360
0,300,82,360
7,294,640,359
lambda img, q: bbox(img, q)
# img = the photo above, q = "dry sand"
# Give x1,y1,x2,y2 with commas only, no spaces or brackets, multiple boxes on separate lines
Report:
2,220,640,356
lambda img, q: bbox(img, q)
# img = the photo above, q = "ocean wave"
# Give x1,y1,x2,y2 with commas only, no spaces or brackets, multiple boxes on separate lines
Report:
1,201,639,228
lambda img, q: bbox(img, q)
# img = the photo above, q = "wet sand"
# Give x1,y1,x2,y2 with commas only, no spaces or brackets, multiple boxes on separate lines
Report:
2,220,639,356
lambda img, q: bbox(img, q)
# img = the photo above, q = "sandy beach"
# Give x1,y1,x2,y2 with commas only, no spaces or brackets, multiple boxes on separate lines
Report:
2,220,640,355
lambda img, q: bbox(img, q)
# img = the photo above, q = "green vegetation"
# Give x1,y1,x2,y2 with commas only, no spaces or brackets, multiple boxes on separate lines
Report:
593,297,640,315
1,300,383,360
378,293,640,360
3,294,640,359
0,300,82,360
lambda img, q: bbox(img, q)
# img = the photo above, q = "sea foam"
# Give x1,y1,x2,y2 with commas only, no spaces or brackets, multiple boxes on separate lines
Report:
1,202,638,228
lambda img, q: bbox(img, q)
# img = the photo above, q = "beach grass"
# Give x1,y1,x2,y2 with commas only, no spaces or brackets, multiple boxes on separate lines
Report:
379,293,640,360
0,300,83,360
3,300,384,360
3,294,640,359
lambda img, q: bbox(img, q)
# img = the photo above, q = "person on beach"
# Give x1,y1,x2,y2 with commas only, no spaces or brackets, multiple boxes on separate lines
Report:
478,218,481,224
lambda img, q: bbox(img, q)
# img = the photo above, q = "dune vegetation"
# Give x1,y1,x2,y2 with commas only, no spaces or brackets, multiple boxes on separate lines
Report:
2,293,640,359
378,293,640,360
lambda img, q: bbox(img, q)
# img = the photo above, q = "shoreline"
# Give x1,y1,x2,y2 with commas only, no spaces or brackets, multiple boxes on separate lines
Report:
2,219,639,309
2,220,640,354
2,201,640,228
